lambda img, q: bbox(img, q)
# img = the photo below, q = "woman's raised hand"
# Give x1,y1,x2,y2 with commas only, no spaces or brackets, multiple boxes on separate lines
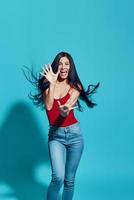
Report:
40,64,60,85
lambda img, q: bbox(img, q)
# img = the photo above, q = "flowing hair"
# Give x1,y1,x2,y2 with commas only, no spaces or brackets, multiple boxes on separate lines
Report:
22,52,100,111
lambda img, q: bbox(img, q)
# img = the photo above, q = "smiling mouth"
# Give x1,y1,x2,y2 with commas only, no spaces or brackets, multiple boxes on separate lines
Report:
60,70,68,75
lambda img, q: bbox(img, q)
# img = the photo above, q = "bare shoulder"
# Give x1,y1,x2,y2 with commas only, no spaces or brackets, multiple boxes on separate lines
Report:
69,83,82,96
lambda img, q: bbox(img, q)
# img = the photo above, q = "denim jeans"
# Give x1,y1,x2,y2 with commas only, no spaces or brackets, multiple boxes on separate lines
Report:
46,122,84,200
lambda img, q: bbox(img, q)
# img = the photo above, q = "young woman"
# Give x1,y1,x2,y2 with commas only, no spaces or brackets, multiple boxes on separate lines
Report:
23,51,100,200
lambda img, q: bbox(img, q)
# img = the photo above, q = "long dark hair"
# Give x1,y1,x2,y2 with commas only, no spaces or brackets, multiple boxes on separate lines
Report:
22,51,100,111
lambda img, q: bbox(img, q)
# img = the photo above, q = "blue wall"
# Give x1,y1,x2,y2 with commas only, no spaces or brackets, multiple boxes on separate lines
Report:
0,0,134,199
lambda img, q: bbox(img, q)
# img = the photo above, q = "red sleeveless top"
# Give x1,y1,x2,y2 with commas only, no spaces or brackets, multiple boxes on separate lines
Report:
46,87,78,127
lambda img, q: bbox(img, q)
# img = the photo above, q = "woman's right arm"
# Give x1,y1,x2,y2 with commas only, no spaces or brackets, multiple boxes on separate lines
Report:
43,83,56,110
40,64,59,110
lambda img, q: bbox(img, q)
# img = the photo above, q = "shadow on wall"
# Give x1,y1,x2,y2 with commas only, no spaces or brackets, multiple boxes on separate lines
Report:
0,101,49,200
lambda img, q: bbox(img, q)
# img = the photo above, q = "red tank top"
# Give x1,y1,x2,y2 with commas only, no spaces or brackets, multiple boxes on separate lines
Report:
46,87,78,127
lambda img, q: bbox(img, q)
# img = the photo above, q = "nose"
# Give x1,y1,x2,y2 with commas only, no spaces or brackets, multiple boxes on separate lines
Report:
61,64,66,69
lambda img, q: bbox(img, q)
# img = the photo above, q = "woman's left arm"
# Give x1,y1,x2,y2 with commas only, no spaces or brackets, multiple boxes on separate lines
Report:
57,86,81,117
66,88,80,108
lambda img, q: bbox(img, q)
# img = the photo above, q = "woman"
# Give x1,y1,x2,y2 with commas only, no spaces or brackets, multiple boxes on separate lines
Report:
23,51,100,200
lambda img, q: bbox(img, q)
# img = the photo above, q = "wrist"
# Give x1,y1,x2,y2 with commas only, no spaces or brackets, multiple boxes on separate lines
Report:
50,82,56,86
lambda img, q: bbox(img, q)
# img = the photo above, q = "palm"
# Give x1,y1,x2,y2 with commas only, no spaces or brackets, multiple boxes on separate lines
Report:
57,101,78,117
59,105,69,117
46,70,58,84
40,64,59,84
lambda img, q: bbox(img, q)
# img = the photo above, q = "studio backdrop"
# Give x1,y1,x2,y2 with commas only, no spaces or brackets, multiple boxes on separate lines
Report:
0,0,134,200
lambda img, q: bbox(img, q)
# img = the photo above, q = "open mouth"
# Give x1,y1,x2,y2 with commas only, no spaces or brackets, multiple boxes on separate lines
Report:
60,70,68,76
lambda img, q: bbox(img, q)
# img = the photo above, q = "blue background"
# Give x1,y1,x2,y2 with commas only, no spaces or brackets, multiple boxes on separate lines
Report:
0,0,134,199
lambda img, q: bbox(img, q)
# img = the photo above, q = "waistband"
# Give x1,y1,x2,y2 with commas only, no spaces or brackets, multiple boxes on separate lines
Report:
49,122,80,130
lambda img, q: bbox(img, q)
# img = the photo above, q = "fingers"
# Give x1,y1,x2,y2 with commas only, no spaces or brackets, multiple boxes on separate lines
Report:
40,64,50,74
62,106,68,111
57,101,61,106
57,101,77,111
48,63,53,72
69,105,78,110
57,101,67,110
57,101,68,111
40,71,45,76
44,64,49,72
40,63,59,78
57,101,77,117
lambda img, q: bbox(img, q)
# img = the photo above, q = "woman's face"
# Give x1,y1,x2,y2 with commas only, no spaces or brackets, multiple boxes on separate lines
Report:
58,56,70,80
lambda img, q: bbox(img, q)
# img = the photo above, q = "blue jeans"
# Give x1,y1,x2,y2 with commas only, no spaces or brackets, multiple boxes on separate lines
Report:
46,122,84,200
